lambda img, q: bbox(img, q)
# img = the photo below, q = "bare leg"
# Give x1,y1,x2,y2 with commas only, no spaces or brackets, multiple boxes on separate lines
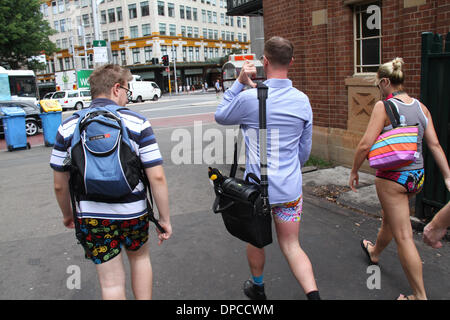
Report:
365,184,417,264
246,244,265,278
95,253,126,300
376,178,427,300
126,241,153,300
274,219,318,294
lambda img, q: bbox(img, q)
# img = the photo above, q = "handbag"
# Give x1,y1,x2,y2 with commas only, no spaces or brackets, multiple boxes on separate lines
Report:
208,83,272,248
368,99,419,171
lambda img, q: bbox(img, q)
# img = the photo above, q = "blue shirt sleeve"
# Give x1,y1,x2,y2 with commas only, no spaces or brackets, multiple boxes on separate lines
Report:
215,80,246,125
298,99,313,167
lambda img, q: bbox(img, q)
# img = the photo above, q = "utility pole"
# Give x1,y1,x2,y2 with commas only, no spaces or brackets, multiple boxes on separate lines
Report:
91,0,104,67
77,24,89,69
91,0,101,41
172,44,178,94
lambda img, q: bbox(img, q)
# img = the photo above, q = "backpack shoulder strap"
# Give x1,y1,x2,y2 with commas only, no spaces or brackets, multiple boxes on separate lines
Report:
103,104,129,115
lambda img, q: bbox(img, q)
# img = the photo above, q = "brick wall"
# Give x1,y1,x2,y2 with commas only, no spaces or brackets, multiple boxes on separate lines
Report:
262,0,450,131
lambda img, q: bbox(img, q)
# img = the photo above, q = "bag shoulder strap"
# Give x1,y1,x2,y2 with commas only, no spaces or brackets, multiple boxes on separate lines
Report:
257,82,268,181
230,138,238,178
257,83,270,213
141,170,166,233
383,99,400,128
229,84,269,203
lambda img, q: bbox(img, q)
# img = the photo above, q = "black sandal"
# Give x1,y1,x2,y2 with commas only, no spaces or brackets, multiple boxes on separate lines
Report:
360,239,378,265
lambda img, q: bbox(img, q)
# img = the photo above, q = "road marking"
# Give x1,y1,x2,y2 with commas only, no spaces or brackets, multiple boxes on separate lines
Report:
149,111,215,121
141,103,217,113
62,99,217,115
130,98,185,105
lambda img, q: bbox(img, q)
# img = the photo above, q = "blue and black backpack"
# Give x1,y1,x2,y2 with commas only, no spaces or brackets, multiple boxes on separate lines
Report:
69,105,141,200
68,105,164,239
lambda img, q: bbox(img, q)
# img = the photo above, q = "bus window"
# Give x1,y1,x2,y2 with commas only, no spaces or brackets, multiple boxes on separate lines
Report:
9,76,37,98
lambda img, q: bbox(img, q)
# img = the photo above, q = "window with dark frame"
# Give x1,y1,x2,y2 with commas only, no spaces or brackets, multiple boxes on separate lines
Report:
144,46,152,62
142,23,151,36
159,23,166,35
108,8,115,23
132,48,140,64
129,4,137,19
168,3,175,17
180,5,185,19
354,1,382,73
186,6,192,20
116,7,123,21
141,1,149,16
158,1,165,16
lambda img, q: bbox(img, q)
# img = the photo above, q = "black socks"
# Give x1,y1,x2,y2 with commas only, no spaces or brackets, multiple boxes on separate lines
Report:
306,290,321,300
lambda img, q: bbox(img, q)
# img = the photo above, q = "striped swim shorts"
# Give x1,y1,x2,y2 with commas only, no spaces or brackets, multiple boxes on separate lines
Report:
376,168,425,193
271,195,303,223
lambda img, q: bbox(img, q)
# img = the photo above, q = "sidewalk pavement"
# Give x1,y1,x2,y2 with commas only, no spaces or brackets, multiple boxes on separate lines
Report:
302,166,380,216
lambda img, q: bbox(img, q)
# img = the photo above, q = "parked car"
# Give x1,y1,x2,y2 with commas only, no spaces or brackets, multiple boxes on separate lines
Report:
42,92,56,100
52,89,91,110
0,101,42,136
128,80,162,102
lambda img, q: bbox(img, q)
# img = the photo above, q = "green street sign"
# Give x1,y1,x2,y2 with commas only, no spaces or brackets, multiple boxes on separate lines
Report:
77,69,93,89
93,40,107,47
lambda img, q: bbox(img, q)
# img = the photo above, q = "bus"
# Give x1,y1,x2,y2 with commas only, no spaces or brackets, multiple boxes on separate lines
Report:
0,67,38,104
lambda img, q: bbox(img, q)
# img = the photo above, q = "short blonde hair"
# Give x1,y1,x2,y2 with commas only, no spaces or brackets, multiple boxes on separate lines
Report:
88,64,133,99
377,57,405,85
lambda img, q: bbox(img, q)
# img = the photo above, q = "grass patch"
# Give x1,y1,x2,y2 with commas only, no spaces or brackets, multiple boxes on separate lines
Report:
304,155,333,169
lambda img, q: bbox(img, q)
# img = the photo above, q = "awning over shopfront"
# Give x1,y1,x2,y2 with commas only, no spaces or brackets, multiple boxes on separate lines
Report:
226,0,263,16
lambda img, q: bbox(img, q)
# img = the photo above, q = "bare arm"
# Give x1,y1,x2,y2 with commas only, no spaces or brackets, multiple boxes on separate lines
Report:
145,165,172,244
54,171,74,229
349,101,386,191
423,201,450,249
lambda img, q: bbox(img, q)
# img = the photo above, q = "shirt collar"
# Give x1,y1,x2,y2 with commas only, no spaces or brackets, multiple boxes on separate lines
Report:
264,78,292,88
90,98,118,108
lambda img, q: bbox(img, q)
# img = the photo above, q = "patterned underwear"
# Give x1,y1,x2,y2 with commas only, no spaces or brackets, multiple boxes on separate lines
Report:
76,213,150,265
375,168,425,193
271,195,303,222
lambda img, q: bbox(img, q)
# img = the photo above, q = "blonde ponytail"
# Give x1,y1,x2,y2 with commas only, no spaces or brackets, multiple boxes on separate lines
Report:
377,57,405,85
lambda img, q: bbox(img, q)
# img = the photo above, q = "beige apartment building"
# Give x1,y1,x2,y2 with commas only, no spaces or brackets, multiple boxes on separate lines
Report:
38,0,251,92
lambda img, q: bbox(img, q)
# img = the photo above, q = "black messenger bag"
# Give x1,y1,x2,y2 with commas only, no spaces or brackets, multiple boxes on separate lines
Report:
208,83,272,248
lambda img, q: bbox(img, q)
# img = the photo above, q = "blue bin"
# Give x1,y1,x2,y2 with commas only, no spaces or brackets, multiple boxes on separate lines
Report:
0,106,29,151
40,111,62,147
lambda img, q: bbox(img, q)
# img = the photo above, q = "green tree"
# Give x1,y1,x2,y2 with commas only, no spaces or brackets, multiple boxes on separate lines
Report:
0,0,56,69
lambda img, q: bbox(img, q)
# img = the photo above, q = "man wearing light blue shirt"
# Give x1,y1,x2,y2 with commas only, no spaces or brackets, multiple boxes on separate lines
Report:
215,36,320,300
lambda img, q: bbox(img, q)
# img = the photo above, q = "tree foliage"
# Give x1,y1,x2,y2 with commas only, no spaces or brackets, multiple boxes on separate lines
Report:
0,0,56,69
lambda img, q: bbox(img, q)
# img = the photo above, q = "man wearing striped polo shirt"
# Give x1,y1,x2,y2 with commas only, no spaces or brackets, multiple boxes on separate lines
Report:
50,64,171,300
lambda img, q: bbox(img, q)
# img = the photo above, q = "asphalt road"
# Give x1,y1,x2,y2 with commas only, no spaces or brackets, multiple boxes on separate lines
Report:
63,92,219,122
1,92,449,301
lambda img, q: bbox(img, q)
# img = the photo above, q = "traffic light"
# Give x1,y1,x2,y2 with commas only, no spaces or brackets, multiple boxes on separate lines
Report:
151,58,159,65
162,55,169,66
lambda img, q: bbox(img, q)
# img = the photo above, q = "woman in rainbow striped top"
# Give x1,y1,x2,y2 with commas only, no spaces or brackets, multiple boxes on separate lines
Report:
349,58,450,300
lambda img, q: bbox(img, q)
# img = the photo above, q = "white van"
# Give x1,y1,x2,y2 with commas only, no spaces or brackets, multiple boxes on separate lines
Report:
128,76,161,102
